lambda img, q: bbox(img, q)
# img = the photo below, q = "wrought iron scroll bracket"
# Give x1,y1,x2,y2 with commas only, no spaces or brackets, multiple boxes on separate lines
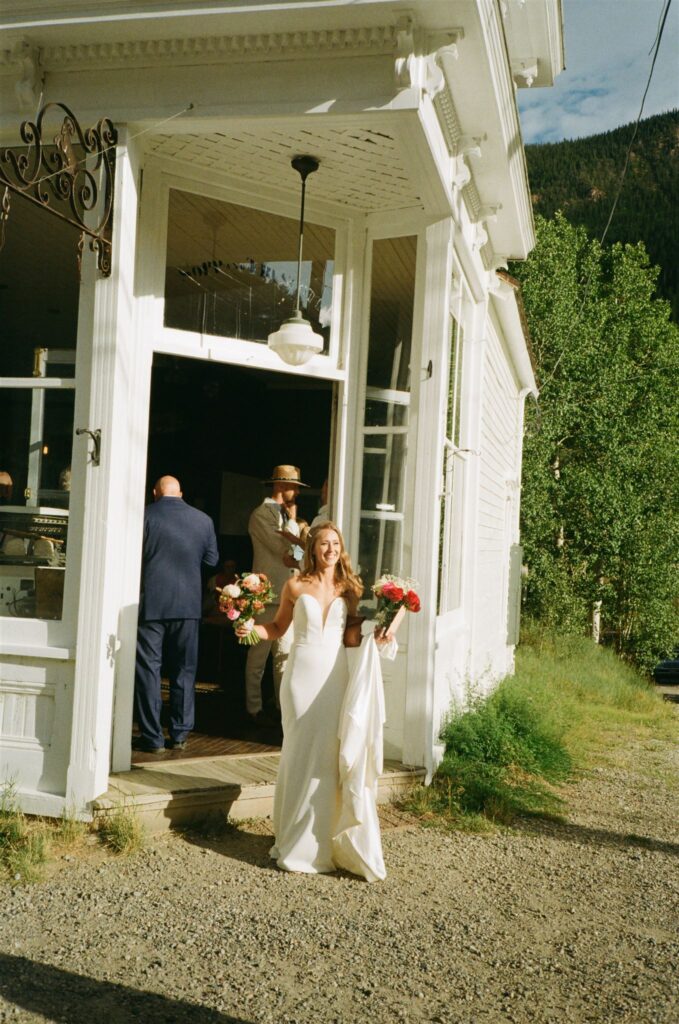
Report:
0,102,117,276
76,427,101,466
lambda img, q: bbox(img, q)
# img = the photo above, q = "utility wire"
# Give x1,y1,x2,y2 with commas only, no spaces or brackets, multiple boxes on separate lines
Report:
599,0,673,245
12,103,195,191
537,0,674,392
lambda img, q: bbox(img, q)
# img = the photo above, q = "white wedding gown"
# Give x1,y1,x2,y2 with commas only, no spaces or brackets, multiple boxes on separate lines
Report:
270,594,387,881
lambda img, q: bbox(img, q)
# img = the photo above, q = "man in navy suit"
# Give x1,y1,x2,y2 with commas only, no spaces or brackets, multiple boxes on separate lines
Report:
134,475,219,753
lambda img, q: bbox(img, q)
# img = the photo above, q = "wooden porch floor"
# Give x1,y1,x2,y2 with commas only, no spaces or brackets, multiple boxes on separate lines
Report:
95,755,425,832
131,730,281,766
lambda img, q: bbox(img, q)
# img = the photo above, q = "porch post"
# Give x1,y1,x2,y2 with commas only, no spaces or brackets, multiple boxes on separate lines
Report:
65,131,142,811
109,164,166,773
402,218,453,773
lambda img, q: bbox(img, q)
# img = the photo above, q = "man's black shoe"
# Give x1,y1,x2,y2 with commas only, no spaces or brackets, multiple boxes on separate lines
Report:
132,738,165,754
246,710,268,728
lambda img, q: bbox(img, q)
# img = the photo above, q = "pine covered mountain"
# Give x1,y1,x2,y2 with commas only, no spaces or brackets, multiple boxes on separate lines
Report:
525,110,679,320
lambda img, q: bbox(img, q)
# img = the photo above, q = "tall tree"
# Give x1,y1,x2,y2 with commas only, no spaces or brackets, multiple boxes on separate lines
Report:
511,215,679,670
526,111,679,321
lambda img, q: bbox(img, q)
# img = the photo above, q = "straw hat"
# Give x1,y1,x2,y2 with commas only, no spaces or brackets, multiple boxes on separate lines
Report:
264,464,309,487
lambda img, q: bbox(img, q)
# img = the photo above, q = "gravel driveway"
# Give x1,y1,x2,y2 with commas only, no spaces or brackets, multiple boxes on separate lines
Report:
1,721,678,1024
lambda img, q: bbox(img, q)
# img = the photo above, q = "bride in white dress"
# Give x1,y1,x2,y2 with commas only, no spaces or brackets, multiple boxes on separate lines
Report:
238,522,398,881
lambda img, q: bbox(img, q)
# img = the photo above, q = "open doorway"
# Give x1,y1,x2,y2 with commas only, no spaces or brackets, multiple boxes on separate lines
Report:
131,354,333,763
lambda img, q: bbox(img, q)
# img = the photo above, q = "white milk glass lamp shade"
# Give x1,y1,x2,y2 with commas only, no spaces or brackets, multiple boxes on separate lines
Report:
267,311,324,365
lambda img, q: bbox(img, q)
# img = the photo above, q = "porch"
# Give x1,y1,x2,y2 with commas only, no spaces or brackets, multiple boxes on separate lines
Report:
94,753,425,833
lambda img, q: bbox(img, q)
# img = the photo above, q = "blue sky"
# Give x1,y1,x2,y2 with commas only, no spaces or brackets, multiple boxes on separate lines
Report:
517,0,679,144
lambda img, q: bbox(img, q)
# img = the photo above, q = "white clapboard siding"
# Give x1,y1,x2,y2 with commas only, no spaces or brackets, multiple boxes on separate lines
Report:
474,325,520,680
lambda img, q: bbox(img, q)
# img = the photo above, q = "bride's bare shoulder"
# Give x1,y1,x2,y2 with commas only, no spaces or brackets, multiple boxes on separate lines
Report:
284,576,306,601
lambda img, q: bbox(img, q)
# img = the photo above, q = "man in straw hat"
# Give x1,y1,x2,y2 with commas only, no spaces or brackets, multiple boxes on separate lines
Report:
245,465,308,723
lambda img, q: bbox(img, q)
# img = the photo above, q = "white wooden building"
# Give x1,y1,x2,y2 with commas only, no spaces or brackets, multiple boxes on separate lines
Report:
0,1,563,818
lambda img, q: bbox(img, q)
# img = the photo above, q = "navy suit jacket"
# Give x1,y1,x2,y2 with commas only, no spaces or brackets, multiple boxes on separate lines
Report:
139,497,219,621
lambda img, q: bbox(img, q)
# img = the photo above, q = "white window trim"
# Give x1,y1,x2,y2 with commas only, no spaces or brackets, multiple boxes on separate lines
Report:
438,312,467,615
141,165,351,379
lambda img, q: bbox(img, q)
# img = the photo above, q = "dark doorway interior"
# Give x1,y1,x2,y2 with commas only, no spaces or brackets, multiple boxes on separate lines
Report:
132,354,333,762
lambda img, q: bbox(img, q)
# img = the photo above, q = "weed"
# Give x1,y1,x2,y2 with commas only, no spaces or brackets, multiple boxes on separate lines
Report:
97,804,145,855
53,807,88,847
0,781,50,884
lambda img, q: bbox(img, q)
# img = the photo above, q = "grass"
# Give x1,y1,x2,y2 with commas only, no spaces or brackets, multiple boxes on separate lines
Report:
0,784,145,885
404,631,675,833
0,783,50,885
96,804,146,855
53,807,88,847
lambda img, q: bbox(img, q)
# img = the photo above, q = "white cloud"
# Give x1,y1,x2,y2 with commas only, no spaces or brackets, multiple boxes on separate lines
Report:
517,0,679,143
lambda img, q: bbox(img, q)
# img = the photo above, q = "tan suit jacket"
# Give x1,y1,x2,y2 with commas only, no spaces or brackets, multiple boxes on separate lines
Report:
248,498,299,601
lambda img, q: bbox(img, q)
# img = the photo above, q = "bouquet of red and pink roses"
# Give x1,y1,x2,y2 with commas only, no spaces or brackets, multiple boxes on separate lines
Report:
372,573,421,634
218,572,276,646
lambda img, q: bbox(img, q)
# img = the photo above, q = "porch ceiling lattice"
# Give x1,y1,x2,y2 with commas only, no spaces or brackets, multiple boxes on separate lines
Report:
145,125,423,213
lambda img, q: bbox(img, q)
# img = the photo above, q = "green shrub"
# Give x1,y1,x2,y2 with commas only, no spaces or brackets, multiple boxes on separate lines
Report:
405,633,672,832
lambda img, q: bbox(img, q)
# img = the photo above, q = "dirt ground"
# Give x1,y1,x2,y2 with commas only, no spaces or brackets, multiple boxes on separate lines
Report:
1,711,677,1024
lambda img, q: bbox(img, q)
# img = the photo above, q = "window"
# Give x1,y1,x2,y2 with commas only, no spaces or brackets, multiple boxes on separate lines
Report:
0,197,79,621
164,190,335,351
437,312,465,613
357,236,416,598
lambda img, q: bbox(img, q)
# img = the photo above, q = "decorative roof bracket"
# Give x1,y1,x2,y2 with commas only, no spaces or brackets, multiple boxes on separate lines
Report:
0,101,117,276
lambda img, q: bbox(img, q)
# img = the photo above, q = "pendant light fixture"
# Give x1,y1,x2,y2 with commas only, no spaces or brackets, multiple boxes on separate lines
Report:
267,155,324,365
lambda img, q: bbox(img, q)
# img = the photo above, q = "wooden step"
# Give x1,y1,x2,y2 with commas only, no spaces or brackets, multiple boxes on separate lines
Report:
93,754,425,833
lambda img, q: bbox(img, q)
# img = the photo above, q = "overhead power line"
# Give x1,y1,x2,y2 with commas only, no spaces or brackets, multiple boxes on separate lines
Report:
599,0,674,246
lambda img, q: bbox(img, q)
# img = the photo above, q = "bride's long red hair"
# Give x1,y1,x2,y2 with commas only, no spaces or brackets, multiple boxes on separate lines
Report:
301,521,363,599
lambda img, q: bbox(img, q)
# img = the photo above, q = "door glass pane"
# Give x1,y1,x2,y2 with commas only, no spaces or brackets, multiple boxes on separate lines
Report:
366,236,416,391
364,399,408,428
356,235,416,596
361,435,407,512
164,190,335,350
357,517,403,598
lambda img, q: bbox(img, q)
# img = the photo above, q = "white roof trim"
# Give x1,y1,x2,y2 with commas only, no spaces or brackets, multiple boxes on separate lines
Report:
489,273,538,398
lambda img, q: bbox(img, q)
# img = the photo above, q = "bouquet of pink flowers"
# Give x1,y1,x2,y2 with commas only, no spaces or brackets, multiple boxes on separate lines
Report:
218,572,276,646
372,573,421,634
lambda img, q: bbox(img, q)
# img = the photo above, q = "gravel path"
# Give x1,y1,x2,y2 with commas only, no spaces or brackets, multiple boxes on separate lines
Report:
1,720,678,1024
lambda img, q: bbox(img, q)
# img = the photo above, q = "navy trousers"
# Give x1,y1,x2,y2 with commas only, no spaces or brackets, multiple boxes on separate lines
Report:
134,618,200,746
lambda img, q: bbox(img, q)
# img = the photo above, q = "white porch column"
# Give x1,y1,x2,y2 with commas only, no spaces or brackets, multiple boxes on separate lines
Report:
403,218,453,773
109,163,166,773
333,216,368,535
65,130,143,811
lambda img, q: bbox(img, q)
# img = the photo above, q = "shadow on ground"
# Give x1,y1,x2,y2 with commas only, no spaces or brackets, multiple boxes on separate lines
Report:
513,817,679,857
182,826,277,871
0,953,251,1023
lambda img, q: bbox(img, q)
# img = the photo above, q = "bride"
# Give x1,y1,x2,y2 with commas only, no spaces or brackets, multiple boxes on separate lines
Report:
237,521,398,881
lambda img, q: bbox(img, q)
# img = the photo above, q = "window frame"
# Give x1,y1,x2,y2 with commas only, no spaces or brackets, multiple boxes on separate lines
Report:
0,353,78,640
150,167,349,381
437,285,470,616
349,231,418,602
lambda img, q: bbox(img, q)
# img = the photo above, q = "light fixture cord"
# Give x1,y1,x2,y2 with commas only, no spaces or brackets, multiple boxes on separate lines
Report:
294,172,308,315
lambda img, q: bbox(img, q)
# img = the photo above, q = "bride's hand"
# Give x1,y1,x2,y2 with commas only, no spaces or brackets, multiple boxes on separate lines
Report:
235,620,255,639
374,626,394,646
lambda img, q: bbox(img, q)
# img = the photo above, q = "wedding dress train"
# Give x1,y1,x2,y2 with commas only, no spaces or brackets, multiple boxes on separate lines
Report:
270,595,388,881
